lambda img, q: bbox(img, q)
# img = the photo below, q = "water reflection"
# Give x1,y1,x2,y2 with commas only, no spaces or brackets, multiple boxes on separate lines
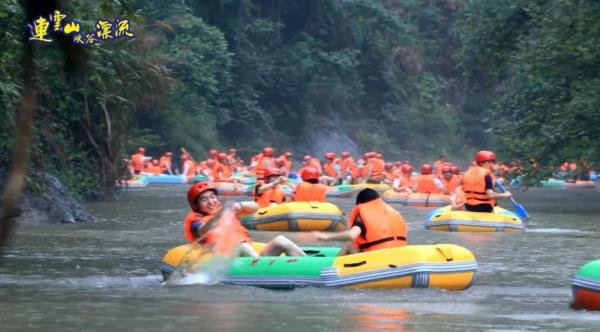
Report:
350,304,411,332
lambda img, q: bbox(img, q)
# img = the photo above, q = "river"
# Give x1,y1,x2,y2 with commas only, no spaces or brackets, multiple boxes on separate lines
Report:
1,186,599,331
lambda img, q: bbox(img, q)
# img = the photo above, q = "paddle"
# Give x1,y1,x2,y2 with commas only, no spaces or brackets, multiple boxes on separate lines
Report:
180,147,197,163
495,182,530,221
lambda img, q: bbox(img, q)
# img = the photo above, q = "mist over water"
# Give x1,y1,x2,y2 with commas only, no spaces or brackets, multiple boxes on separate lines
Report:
1,185,599,331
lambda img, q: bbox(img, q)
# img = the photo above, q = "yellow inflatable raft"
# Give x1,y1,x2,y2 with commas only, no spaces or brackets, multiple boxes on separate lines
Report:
240,201,345,232
382,190,451,207
351,183,391,193
160,242,478,290
425,205,524,232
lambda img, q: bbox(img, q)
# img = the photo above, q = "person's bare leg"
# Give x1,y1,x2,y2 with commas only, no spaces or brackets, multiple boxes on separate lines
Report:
260,235,306,256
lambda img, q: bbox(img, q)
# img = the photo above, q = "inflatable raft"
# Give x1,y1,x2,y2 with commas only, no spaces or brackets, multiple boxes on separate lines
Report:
160,242,478,290
351,183,391,193
382,190,451,207
425,205,524,232
565,180,596,189
116,177,148,189
240,202,345,231
145,174,189,184
572,260,600,311
326,184,360,198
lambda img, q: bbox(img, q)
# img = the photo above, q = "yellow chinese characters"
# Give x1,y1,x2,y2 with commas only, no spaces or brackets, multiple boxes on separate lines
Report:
29,17,52,42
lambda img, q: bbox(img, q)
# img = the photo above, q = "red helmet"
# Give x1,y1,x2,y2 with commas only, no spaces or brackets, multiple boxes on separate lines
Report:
442,165,452,173
187,182,218,212
341,151,350,158
302,167,320,181
303,155,311,162
152,159,159,165
206,158,215,167
366,152,377,158
475,150,497,163
137,147,145,153
165,152,173,156
420,163,433,175
284,152,292,158
276,158,286,166
451,166,460,175
401,164,413,174
385,162,393,170
181,154,189,161
324,152,335,160
209,149,218,156
264,167,282,178
262,147,274,157
217,152,226,161
228,148,236,154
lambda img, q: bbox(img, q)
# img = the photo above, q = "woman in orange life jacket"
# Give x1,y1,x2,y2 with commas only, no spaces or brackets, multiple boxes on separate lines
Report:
129,147,151,175
440,165,459,194
254,147,276,181
392,163,416,193
321,152,339,185
461,150,512,213
213,152,233,182
184,182,306,257
253,167,287,208
308,188,407,256
159,152,173,174
292,167,328,202
415,163,444,194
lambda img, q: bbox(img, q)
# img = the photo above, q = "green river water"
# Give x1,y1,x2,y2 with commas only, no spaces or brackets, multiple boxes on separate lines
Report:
1,186,599,331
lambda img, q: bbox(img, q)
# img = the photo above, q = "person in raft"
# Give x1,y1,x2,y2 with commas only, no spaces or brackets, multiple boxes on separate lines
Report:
460,150,512,213
309,188,407,256
253,167,287,208
292,167,328,202
184,182,306,257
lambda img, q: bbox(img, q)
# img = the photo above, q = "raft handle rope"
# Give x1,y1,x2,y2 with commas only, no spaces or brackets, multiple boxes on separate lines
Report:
344,260,367,268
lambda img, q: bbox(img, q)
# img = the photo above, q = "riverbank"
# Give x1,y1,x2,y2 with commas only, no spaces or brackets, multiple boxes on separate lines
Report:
0,170,95,224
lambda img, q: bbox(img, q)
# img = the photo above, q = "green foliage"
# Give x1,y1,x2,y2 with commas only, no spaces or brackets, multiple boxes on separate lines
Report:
458,0,600,172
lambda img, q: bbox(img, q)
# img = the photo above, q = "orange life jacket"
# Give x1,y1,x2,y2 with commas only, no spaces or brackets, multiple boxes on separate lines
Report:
131,153,146,171
146,164,163,175
441,175,458,193
213,161,232,181
368,159,385,182
348,198,407,252
184,209,251,244
292,182,327,202
159,156,172,173
309,158,323,173
324,161,338,177
181,160,196,177
254,185,286,208
416,174,441,193
462,166,494,205
340,157,359,178
254,157,274,180
560,162,568,172
281,157,292,175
